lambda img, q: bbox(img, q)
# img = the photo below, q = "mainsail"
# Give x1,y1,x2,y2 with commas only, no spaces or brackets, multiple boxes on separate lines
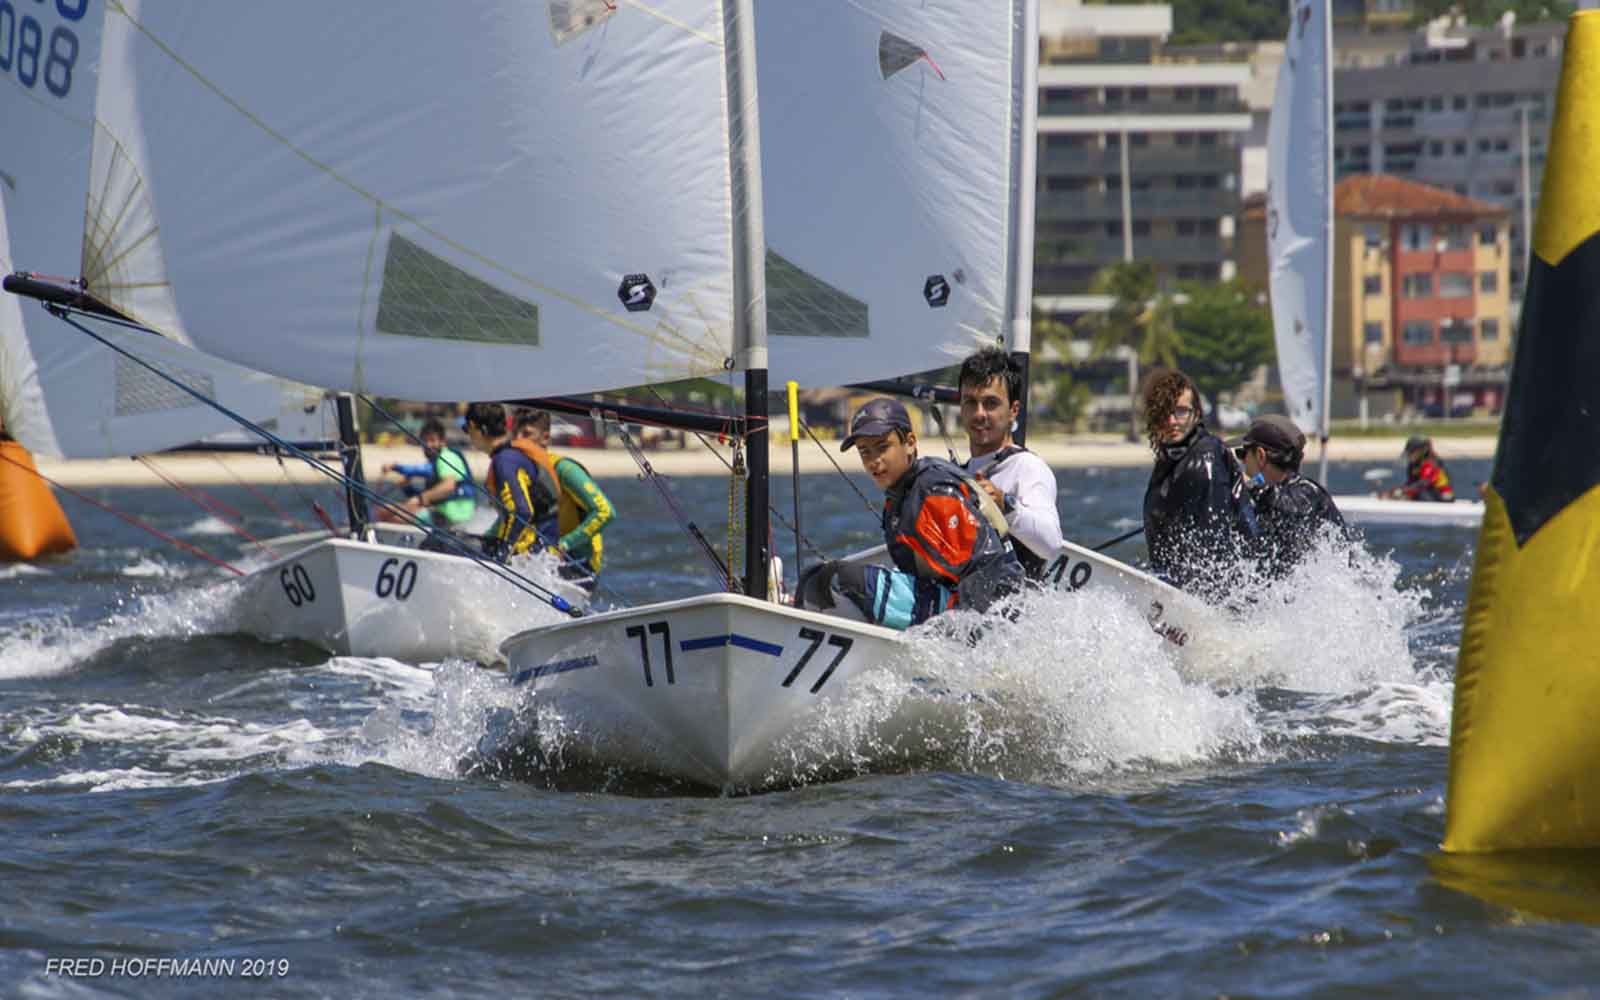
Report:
0,2,307,458
89,0,742,400
757,0,1021,385
1264,0,1333,436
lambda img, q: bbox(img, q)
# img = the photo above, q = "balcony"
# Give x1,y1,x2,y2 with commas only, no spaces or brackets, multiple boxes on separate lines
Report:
1393,342,1449,367
1038,146,1240,174
1036,189,1238,220
1039,97,1249,117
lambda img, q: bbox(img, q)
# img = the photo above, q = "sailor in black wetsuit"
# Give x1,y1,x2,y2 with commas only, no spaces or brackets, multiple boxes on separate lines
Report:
1228,414,1348,575
1140,369,1258,600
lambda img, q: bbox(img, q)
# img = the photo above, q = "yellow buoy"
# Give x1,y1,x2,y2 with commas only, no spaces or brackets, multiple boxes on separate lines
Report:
1444,10,1600,852
0,439,77,561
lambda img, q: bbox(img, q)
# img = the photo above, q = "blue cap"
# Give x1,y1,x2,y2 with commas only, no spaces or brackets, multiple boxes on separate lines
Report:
840,397,912,451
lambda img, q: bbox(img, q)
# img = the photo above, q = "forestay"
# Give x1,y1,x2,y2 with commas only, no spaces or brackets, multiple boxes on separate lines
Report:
0,2,307,459
757,0,1019,386
91,0,740,400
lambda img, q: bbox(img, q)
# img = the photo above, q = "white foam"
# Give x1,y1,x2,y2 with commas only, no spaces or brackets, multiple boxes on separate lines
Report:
184,515,235,536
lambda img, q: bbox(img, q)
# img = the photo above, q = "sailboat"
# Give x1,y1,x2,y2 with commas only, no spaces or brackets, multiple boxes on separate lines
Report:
1263,0,1483,529
0,4,584,663
5,0,1215,788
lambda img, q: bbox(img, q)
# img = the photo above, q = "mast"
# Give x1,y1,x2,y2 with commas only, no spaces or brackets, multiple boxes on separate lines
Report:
725,0,771,600
1005,0,1041,446
1318,0,1336,483
334,393,371,538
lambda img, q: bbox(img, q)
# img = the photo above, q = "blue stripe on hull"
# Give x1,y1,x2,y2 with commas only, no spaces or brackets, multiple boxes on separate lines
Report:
680,634,783,657
511,654,600,686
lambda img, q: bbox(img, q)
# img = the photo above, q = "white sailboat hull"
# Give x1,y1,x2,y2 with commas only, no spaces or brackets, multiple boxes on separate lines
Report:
498,541,1212,791
500,594,938,790
836,538,1209,650
1333,495,1485,528
232,535,585,664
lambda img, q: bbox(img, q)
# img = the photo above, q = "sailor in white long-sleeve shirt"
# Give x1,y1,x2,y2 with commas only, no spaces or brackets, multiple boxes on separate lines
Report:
957,347,1065,578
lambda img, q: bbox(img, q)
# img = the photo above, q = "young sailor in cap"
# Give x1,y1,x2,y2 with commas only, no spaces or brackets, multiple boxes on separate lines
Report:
1228,413,1348,573
797,397,1023,629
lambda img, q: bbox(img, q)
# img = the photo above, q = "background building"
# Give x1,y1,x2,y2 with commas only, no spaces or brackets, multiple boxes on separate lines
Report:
1239,175,1511,421
1034,2,1251,321
1331,16,1564,307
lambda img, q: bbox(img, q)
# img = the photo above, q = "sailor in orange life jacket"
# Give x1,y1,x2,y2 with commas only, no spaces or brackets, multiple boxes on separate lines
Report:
509,409,615,583
1383,435,1456,502
796,397,1023,629
463,402,555,561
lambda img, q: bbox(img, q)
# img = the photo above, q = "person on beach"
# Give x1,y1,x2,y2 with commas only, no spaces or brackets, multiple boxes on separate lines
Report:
509,409,615,586
1228,414,1347,574
376,418,476,528
465,402,555,561
1140,368,1258,599
795,397,1023,629
1383,436,1456,502
957,346,1063,579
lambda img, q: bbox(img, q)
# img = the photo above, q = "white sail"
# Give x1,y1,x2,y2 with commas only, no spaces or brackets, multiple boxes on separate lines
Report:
757,0,1018,385
90,0,741,400
0,2,309,459
1264,0,1333,434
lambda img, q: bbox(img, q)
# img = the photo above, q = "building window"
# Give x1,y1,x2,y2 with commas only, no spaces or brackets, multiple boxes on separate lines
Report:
1453,140,1467,156
1175,87,1194,102
1403,320,1434,345
1441,319,1474,343
1364,322,1384,344
1363,275,1382,295
1429,141,1444,156
1105,87,1124,104
1440,272,1473,297
1453,95,1468,110
1478,224,1497,245
1401,223,1432,250
1131,132,1149,147
1480,270,1498,292
1428,96,1445,111
1176,132,1195,147
1403,273,1434,298
1443,223,1470,249
1364,225,1383,250
1129,86,1149,103
1481,317,1501,341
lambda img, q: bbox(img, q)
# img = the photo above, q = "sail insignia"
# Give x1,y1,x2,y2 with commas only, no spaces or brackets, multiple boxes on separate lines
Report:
375,233,541,347
764,249,869,338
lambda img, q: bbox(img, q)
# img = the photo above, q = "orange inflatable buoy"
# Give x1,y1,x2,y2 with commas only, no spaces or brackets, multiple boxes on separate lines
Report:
0,439,77,561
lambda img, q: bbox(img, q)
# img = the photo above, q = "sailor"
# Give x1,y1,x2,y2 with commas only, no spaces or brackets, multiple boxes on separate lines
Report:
1228,414,1348,573
1140,368,1259,599
378,418,476,527
510,409,615,585
796,397,1023,629
1384,436,1456,502
464,402,555,561
957,346,1064,578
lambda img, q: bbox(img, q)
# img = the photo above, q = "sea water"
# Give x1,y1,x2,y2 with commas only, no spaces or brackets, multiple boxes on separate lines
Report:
5,459,1598,998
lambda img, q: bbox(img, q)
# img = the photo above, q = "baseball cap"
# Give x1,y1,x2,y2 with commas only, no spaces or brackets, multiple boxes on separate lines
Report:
1226,414,1306,464
1403,435,1430,459
840,397,912,451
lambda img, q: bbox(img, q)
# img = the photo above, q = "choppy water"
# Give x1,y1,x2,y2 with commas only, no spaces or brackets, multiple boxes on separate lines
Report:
6,457,1600,998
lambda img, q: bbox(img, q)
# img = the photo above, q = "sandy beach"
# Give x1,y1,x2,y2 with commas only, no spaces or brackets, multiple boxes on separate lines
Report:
29,433,1498,488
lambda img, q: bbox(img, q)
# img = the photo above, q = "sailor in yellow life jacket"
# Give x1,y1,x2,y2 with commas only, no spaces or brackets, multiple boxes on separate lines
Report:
512,409,615,583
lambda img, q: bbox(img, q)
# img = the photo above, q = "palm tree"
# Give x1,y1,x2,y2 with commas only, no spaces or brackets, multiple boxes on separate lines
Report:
1076,261,1182,440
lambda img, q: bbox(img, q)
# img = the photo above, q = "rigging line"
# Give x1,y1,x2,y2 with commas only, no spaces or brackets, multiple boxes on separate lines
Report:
799,417,879,517
643,385,829,561
609,413,732,589
363,394,625,604
209,453,311,531
103,2,672,349
135,456,282,559
47,307,580,615
0,450,244,576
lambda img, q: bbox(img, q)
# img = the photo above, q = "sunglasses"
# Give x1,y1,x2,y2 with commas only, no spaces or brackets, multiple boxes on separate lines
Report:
1233,445,1252,460
1168,406,1195,422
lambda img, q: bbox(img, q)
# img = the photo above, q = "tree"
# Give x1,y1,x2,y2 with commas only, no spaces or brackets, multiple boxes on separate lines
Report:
1172,279,1274,406
1076,261,1183,439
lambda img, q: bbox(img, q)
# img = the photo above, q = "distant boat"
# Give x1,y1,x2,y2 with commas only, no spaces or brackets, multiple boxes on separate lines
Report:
1330,495,1484,528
